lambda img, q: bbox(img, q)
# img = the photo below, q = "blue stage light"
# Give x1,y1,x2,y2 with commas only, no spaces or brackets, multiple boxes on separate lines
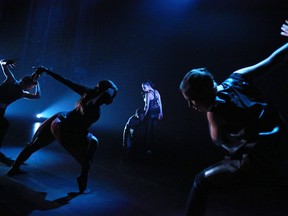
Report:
36,113,42,118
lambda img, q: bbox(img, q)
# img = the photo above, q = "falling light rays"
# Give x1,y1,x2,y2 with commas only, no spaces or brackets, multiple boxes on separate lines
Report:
35,93,78,119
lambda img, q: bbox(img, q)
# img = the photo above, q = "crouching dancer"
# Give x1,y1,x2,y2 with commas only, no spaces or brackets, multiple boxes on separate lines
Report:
8,67,118,193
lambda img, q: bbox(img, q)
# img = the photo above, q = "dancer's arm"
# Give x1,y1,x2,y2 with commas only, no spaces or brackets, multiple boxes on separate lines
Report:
88,88,115,106
123,119,131,148
0,59,17,82
45,69,88,96
143,92,150,117
156,90,163,119
233,21,288,80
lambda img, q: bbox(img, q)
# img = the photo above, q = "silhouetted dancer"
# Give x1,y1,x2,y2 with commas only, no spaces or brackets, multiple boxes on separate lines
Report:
0,59,41,166
180,20,288,215
8,67,118,193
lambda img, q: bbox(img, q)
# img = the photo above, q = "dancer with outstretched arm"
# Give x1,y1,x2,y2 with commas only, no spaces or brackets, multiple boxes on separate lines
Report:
8,67,118,193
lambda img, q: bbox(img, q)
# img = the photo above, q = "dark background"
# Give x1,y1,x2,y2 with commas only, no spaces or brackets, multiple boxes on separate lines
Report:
1,0,288,166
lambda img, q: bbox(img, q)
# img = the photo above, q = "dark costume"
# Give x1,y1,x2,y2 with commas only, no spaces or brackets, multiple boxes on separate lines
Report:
123,114,144,154
0,80,27,165
8,71,117,193
0,81,23,146
144,90,160,152
186,73,288,215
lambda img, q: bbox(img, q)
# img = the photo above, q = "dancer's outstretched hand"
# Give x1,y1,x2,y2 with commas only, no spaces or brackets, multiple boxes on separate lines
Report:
32,66,49,75
281,20,288,37
0,59,17,68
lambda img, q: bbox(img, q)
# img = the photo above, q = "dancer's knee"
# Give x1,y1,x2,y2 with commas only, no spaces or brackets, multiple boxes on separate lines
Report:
26,140,43,153
87,134,98,161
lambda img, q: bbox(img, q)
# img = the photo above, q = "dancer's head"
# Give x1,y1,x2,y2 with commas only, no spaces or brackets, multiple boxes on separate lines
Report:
142,80,154,92
135,108,145,120
76,80,118,114
96,80,118,104
180,68,216,112
19,75,38,90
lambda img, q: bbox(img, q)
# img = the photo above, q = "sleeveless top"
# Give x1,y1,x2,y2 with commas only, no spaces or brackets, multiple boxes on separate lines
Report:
147,90,160,119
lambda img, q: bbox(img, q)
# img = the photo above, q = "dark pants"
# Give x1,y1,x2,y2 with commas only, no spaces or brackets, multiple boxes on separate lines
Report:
11,113,98,193
0,116,9,148
185,154,281,216
144,116,158,152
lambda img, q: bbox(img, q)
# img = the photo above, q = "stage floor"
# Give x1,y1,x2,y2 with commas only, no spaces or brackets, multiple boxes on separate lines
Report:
0,116,189,216
0,116,288,216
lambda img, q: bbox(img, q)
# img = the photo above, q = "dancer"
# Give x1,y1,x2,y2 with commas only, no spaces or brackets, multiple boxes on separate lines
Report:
180,21,288,215
0,59,41,166
142,80,163,153
8,67,118,193
123,108,145,155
